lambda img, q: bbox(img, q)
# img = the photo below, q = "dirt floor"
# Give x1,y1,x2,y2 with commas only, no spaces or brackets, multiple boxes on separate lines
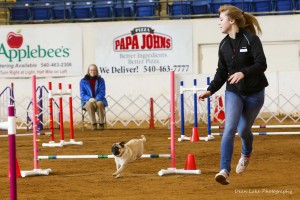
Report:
0,126,299,200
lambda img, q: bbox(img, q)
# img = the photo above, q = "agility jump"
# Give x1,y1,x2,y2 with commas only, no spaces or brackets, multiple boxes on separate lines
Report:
42,81,82,147
158,71,201,176
178,78,215,142
179,78,300,138
38,154,170,160
20,75,52,177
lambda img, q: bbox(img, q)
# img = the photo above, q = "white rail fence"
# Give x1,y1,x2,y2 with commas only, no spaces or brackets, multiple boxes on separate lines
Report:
0,84,299,129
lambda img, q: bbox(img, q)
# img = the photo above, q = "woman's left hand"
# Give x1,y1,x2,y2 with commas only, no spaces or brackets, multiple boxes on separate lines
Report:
228,72,244,84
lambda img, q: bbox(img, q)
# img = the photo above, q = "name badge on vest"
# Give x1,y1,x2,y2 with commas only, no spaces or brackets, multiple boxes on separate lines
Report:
240,48,247,52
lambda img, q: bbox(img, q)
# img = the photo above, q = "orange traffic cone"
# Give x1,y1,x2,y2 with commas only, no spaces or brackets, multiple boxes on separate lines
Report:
184,154,197,170
190,127,199,142
8,158,22,178
213,96,225,122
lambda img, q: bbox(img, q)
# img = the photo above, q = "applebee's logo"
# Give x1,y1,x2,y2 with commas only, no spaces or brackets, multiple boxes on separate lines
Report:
0,30,70,62
7,31,23,48
113,27,172,51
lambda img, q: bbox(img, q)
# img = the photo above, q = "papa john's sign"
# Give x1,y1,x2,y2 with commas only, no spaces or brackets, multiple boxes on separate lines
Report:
95,23,192,75
0,26,82,78
114,27,172,51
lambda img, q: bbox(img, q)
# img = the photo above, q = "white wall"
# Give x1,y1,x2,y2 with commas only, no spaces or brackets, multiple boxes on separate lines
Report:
1,15,300,101
196,15,300,73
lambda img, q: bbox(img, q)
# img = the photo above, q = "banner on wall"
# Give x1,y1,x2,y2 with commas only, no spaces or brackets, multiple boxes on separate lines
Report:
95,24,193,75
0,26,82,78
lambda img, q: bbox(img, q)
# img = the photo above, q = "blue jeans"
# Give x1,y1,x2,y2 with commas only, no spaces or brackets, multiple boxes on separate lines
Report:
220,89,265,173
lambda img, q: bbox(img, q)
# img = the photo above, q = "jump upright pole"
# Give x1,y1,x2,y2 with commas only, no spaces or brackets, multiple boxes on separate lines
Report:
192,79,199,141
67,84,82,145
8,105,17,200
58,83,65,143
170,70,176,169
48,82,55,142
180,81,185,140
33,77,39,170
20,75,51,177
206,77,214,141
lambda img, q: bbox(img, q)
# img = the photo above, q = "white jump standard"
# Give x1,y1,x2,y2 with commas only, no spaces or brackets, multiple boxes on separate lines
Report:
42,82,82,147
178,78,214,142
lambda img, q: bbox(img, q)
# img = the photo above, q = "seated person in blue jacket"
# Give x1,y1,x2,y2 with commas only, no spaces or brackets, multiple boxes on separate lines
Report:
80,64,108,131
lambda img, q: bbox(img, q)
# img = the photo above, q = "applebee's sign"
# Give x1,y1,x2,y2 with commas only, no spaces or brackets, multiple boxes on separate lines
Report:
1,30,70,62
0,27,82,77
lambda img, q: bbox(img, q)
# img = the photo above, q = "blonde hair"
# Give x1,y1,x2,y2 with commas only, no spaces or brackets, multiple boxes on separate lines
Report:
86,64,99,76
218,5,262,35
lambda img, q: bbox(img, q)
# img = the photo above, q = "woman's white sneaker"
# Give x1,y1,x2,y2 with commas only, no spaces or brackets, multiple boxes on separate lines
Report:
215,169,230,185
236,154,251,174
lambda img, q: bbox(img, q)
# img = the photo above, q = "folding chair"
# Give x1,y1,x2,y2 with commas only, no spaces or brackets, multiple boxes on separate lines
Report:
81,106,107,131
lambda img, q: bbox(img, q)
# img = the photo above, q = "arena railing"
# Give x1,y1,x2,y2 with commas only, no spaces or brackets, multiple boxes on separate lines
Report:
0,83,299,129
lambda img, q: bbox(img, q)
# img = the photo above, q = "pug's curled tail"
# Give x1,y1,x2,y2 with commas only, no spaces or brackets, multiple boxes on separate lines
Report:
140,135,146,142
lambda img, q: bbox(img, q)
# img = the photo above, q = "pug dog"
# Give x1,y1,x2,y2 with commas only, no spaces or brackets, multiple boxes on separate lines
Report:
111,135,146,178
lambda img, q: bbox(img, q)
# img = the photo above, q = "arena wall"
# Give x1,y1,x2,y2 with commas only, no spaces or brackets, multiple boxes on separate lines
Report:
0,14,299,107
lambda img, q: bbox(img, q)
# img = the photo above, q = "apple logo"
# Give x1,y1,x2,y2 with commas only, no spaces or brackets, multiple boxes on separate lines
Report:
7,30,23,48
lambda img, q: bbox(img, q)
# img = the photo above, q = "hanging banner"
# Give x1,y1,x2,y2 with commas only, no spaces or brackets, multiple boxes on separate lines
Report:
0,26,82,78
95,23,193,75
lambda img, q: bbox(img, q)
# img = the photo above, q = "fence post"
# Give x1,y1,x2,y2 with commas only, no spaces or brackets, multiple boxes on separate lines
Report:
149,98,154,129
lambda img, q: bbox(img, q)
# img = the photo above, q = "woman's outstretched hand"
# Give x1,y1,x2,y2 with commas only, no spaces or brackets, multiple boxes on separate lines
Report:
198,91,212,101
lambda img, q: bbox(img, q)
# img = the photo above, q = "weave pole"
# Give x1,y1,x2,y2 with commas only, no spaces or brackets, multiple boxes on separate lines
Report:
20,75,52,177
8,105,17,200
158,71,201,176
